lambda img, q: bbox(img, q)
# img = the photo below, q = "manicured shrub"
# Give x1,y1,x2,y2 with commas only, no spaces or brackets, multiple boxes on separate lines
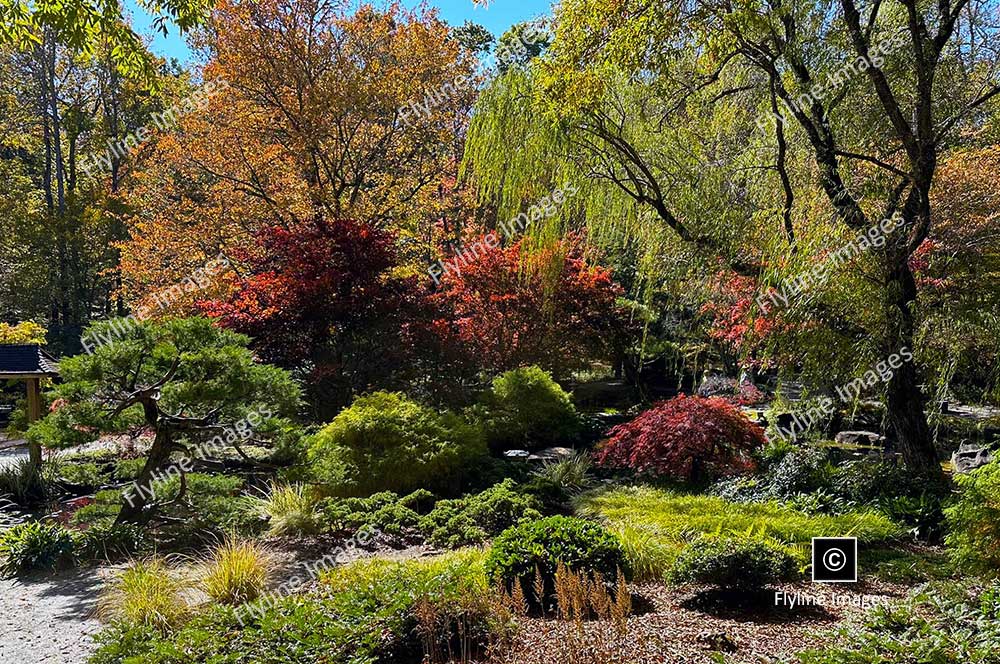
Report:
54,461,106,489
201,538,272,606
485,516,627,609
0,521,75,577
113,458,146,482
75,522,149,563
421,479,542,547
945,461,1000,571
669,534,798,589
321,490,428,536
596,395,766,483
475,366,581,452
98,558,190,634
308,391,487,496
319,481,541,546
241,483,321,536
320,491,419,534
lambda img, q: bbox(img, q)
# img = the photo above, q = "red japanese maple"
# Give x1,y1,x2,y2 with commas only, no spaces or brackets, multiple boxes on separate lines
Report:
200,219,398,366
595,395,765,483
427,236,627,378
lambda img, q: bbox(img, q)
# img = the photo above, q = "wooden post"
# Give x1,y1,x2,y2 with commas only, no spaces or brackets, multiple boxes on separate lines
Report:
26,377,42,467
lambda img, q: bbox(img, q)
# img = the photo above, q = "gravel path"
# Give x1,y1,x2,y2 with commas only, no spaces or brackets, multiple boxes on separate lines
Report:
0,568,106,664
0,446,28,473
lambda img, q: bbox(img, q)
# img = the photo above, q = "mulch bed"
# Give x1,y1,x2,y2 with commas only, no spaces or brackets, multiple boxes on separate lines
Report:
502,580,909,663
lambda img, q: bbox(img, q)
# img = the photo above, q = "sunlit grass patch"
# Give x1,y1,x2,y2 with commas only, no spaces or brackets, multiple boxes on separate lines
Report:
577,486,904,580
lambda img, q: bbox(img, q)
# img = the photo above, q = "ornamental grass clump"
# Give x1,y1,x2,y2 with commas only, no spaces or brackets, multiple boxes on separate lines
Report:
201,537,273,605
98,558,190,634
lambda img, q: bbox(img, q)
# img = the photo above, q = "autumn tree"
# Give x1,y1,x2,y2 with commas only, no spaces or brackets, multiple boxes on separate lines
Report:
200,219,428,415
0,34,195,351
120,0,481,309
917,147,1000,403
465,0,1000,472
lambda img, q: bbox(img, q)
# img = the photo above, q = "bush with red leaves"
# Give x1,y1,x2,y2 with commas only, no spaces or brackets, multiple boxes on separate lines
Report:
427,235,629,379
596,395,765,483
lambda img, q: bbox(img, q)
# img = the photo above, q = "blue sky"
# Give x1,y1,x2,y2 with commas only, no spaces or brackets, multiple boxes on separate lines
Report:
125,0,554,64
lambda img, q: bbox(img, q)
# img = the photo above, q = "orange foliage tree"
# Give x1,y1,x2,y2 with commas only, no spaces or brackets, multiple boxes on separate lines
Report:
119,0,480,311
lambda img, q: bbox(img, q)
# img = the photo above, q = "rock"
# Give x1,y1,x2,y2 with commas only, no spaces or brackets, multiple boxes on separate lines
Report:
834,431,884,447
527,447,576,462
696,630,738,653
952,442,993,474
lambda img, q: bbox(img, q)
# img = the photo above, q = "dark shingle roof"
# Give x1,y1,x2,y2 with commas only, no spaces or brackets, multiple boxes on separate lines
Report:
0,345,59,375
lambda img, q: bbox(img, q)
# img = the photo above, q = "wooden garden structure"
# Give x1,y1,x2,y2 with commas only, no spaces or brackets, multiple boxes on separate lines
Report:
0,344,59,465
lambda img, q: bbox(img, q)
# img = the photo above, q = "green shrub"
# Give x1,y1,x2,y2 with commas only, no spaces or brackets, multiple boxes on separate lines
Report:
71,489,122,526
75,522,149,563
475,366,581,452
669,534,798,589
485,516,627,608
54,461,106,489
318,481,541,546
767,446,834,496
113,458,146,482
880,492,947,541
832,459,910,503
945,461,1000,571
421,479,542,547
0,521,75,577
308,391,487,496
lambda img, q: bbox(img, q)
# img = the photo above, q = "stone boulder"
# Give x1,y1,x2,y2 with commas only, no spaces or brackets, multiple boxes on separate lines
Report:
834,430,884,447
952,442,994,474
527,446,576,463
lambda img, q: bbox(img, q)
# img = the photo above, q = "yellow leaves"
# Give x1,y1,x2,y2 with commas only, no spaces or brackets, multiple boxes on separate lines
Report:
0,321,47,345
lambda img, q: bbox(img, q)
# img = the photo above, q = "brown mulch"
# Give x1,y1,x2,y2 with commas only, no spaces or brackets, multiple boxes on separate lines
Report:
501,580,908,664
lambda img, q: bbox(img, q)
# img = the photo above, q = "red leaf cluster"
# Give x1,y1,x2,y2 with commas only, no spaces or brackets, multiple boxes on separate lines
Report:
596,395,765,483
427,235,628,378
199,219,398,366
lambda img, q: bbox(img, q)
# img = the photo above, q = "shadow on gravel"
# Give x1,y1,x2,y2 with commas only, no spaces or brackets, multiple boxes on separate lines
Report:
13,568,105,622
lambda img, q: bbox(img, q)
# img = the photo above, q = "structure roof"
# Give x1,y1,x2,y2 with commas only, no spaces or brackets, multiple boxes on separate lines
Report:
0,345,60,376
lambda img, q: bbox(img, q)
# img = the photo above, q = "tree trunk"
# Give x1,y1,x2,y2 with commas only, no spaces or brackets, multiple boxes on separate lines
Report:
883,260,938,471
116,426,173,526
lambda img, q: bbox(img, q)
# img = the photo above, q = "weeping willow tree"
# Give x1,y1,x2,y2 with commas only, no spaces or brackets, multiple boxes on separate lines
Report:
463,0,1000,472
